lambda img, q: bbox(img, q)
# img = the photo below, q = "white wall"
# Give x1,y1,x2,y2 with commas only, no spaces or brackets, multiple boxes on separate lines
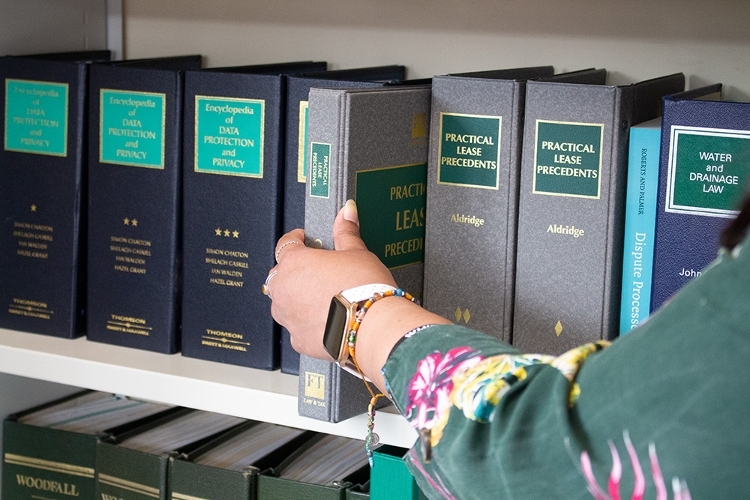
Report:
0,0,106,55
122,0,750,100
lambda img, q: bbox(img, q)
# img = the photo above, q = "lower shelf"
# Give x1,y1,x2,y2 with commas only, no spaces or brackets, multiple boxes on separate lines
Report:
0,327,416,448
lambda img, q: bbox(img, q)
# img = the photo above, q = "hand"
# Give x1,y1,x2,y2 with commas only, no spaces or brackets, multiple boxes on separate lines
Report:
267,200,397,361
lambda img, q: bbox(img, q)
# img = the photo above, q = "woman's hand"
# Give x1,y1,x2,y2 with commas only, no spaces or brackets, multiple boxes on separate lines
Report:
267,200,397,360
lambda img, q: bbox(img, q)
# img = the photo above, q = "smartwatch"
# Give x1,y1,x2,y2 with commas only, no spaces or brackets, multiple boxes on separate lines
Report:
322,284,396,368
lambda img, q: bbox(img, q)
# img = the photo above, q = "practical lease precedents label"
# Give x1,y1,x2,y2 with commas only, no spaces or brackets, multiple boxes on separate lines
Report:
438,112,501,189
666,125,750,217
533,120,603,199
309,142,330,198
4,79,68,156
194,95,264,177
100,89,165,169
356,163,427,270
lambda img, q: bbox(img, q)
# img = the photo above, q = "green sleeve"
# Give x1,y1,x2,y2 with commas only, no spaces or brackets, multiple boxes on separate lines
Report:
383,239,750,499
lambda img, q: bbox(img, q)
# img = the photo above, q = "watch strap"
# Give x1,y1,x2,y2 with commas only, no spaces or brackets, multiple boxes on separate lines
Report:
339,283,396,304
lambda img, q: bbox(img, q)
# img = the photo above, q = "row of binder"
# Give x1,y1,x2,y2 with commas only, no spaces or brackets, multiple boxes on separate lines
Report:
2,390,426,500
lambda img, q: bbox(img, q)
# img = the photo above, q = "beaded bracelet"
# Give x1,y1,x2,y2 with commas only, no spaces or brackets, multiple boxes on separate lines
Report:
345,287,418,466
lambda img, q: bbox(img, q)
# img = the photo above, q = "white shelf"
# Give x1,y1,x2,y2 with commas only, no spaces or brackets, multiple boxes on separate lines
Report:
0,328,417,448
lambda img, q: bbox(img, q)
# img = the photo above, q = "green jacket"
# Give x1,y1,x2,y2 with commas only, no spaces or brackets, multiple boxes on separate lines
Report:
383,235,750,499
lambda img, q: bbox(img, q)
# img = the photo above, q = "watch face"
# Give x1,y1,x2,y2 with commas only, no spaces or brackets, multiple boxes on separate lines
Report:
323,296,349,361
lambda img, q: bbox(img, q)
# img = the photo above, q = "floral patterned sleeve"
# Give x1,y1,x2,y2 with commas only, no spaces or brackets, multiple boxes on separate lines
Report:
382,238,750,500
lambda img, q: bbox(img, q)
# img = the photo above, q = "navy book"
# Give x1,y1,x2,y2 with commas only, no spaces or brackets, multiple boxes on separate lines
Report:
180,61,326,370
651,84,750,311
86,55,202,354
280,65,405,374
0,50,110,338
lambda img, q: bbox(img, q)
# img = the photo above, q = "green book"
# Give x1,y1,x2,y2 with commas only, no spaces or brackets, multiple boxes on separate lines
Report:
95,409,245,500
256,434,370,500
168,420,315,500
2,391,176,500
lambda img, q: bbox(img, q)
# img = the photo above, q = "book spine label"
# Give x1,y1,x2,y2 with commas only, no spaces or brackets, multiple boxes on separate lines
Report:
619,127,659,334
437,113,502,189
99,89,166,169
4,79,69,156
194,95,264,177
532,120,603,199
664,126,749,218
310,141,331,198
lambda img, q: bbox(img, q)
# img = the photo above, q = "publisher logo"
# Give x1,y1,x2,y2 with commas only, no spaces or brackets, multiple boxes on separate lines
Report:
304,372,326,400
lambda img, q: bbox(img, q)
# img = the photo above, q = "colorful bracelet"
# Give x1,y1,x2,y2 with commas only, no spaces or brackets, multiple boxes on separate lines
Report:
345,287,418,466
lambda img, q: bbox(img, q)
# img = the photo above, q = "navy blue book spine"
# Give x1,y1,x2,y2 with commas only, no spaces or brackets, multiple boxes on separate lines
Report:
180,69,286,369
651,97,750,312
86,62,196,353
0,56,90,338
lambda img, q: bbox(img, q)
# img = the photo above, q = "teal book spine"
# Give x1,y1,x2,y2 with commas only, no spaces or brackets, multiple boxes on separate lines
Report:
619,117,661,334
370,446,427,500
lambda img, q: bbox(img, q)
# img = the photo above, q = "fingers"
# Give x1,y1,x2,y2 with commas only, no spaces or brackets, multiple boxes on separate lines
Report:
274,228,305,263
333,199,368,252
261,268,277,298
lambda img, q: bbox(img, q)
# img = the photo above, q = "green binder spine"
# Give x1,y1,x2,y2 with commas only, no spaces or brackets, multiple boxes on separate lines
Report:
2,392,181,500
168,421,317,500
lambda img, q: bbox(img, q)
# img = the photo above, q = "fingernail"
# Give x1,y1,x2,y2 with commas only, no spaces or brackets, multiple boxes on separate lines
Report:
342,199,359,226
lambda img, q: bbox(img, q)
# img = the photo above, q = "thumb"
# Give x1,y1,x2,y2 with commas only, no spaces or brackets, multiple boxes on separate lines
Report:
333,199,368,252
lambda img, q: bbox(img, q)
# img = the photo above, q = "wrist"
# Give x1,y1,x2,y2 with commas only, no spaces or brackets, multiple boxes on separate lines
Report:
355,296,451,391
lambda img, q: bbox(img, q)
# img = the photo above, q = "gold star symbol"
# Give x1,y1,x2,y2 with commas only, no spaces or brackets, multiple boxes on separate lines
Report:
215,228,222,236
131,219,138,227
124,218,130,225
30,204,37,212
232,230,239,238
224,229,230,237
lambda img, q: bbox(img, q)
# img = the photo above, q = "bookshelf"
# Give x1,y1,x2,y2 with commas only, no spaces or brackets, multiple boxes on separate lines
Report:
2,0,750,490
0,327,416,445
